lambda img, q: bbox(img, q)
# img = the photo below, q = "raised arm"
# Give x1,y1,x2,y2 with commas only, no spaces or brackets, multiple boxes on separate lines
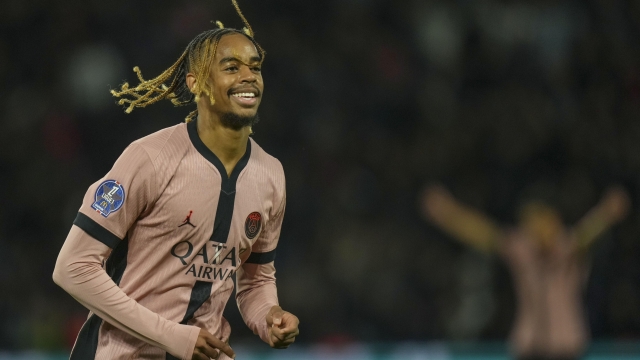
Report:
420,185,504,253
572,186,630,251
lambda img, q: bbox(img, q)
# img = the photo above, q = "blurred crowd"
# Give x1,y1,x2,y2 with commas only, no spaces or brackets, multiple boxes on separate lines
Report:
1,0,640,352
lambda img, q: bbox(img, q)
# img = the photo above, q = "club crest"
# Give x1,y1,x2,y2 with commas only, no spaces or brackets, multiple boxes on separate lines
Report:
91,180,125,217
245,212,262,239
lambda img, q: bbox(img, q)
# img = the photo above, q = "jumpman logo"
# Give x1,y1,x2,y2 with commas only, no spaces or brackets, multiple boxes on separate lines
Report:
179,210,196,228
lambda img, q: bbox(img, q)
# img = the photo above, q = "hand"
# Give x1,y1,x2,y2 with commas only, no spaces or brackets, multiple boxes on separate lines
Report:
192,328,235,360
265,305,299,349
599,186,630,223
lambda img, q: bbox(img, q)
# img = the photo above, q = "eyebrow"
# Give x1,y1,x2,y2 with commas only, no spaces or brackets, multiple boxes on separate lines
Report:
218,56,262,65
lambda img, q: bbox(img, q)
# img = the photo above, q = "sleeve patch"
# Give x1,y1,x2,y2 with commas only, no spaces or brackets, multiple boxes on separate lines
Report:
91,180,125,217
73,212,121,248
245,249,276,264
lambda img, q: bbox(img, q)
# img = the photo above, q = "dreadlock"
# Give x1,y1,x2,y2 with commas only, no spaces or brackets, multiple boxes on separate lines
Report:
110,0,265,122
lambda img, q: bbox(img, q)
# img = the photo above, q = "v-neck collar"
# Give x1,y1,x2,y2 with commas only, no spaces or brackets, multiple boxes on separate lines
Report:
187,119,252,191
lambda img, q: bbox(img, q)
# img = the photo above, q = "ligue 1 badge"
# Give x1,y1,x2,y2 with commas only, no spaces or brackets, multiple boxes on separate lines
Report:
91,180,125,217
244,212,262,239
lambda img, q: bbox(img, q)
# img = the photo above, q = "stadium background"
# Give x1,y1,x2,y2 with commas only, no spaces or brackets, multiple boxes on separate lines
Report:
1,0,640,358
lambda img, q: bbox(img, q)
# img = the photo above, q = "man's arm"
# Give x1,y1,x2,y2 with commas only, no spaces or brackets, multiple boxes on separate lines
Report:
236,184,299,348
236,251,299,349
235,261,280,343
53,226,203,359
53,143,234,360
420,185,504,253
572,186,630,251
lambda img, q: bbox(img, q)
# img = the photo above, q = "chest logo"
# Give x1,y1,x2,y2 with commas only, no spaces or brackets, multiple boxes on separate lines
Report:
245,212,262,239
91,180,125,217
179,210,196,228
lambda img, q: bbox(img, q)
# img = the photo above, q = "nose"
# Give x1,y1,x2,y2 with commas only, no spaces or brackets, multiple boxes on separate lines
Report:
239,64,257,83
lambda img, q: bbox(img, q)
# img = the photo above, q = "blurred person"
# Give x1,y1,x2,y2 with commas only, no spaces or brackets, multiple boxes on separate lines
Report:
52,1,299,359
420,184,630,360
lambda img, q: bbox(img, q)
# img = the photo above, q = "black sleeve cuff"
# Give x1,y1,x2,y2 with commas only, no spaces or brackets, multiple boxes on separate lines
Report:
245,249,276,264
73,212,121,249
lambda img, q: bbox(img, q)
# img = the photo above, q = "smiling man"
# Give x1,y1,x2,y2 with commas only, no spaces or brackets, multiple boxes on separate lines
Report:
52,2,299,359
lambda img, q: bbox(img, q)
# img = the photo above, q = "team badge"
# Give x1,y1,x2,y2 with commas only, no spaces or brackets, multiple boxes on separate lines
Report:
91,180,125,217
245,212,262,239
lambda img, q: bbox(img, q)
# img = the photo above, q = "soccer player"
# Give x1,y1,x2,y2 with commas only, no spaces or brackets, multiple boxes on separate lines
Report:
52,2,299,359
421,184,629,360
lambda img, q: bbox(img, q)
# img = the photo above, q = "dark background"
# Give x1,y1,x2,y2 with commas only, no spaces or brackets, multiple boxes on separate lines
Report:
1,0,640,352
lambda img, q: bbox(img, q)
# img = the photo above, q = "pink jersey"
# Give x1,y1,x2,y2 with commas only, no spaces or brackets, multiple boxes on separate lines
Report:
500,231,588,358
53,119,285,359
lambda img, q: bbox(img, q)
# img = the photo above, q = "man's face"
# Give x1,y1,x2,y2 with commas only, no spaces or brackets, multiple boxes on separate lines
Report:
207,33,263,125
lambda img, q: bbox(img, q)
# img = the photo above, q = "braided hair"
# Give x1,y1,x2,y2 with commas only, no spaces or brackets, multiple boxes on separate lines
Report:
110,0,265,122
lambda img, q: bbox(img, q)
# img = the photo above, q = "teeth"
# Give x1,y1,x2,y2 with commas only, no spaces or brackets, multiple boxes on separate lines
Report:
232,93,255,98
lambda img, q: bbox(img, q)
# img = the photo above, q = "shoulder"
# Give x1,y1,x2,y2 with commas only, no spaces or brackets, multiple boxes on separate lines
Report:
247,138,286,208
118,123,190,195
248,138,285,181
130,123,189,163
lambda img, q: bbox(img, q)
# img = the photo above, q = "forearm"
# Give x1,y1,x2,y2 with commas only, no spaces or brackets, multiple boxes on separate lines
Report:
236,264,278,343
573,207,613,249
53,226,199,360
434,204,502,252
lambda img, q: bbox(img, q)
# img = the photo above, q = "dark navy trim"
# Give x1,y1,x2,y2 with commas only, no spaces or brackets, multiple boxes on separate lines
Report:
187,118,252,244
211,191,236,244
166,280,214,360
70,238,129,359
246,249,277,264
74,212,121,248
105,237,129,285
180,281,213,324
187,119,251,192
70,314,102,360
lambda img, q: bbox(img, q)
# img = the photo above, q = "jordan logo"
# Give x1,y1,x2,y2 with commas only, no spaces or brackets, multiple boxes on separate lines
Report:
179,210,196,228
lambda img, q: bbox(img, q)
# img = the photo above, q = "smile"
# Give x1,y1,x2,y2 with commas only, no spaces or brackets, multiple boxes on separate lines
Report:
230,91,259,106
232,92,256,98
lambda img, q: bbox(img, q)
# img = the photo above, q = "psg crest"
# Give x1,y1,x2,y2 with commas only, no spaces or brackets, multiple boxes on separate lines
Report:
91,180,125,217
245,212,262,239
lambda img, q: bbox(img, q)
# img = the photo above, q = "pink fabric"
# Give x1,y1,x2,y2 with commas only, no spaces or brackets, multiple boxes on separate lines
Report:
53,226,200,359
237,263,279,343
499,231,588,358
54,123,285,359
236,188,284,342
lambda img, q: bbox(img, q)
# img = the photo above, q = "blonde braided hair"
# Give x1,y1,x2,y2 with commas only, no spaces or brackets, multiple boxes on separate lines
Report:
110,0,264,122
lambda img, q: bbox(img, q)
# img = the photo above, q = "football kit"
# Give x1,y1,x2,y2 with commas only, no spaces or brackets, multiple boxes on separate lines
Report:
54,119,285,359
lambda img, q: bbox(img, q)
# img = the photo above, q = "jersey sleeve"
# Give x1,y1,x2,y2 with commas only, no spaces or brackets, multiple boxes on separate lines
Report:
53,226,200,360
53,143,200,359
236,185,285,344
74,142,157,248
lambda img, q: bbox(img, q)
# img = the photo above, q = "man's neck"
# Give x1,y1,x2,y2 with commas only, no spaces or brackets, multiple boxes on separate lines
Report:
196,112,251,177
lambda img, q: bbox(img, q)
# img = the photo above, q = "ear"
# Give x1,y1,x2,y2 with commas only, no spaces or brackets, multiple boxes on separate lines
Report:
185,73,197,93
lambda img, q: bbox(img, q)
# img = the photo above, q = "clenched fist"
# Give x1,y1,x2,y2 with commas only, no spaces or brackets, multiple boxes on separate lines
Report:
265,305,299,349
